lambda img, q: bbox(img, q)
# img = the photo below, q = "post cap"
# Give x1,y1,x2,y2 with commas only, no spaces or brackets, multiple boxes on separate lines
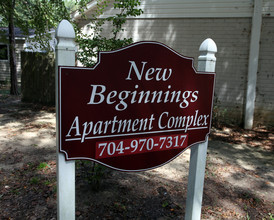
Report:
199,38,217,53
56,20,75,39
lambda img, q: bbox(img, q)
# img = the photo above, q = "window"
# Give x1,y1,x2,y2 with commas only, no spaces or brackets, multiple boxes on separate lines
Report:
0,44,8,60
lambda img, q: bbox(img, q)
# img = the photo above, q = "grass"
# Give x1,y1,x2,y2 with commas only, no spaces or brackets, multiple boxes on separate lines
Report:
30,177,40,185
37,162,50,170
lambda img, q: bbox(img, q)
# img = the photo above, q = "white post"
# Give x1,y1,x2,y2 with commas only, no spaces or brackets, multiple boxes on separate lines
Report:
185,38,217,220
244,0,262,129
55,20,76,220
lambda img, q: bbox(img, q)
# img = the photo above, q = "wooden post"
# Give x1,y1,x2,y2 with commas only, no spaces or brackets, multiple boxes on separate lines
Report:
55,20,76,220
244,0,262,129
185,38,217,220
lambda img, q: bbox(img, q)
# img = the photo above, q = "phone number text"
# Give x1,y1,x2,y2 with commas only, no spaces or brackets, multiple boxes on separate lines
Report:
95,134,188,159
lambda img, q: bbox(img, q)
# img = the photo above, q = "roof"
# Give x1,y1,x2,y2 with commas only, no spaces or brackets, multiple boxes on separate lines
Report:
0,27,35,39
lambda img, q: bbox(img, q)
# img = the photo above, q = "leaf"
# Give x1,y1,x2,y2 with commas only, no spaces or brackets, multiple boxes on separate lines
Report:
162,201,169,208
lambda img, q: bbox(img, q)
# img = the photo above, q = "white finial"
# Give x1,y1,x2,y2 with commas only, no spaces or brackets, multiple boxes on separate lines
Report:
56,20,75,39
55,20,76,51
198,38,217,72
199,38,217,53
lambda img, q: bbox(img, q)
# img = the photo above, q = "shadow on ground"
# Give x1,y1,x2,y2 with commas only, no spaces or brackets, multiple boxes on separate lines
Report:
0,96,273,219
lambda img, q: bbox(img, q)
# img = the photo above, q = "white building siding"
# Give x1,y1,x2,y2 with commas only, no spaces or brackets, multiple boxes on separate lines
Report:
98,17,250,124
0,40,24,82
255,17,274,125
97,0,274,18
0,62,9,82
100,0,254,18
0,55,9,82
262,0,274,16
16,40,24,82
76,0,274,126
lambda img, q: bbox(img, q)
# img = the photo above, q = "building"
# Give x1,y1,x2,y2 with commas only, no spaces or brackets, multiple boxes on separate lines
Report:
0,27,35,83
74,0,274,128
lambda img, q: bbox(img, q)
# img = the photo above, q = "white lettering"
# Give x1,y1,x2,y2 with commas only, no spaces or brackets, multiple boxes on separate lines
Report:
158,112,168,129
155,68,172,81
126,61,147,80
87,85,106,104
66,116,81,137
126,61,172,81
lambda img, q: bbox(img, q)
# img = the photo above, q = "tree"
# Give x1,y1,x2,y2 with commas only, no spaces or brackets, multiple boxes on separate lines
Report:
0,0,69,95
75,0,143,67
0,0,142,94
64,0,78,13
8,1,18,95
73,0,143,183
0,0,18,95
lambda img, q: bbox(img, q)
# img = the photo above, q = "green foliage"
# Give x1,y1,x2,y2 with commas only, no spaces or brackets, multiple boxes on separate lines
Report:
37,162,50,170
43,180,51,186
0,0,70,51
30,177,40,184
0,0,143,58
74,2,143,189
212,94,228,127
76,36,132,67
64,0,78,13
162,201,169,208
11,188,20,195
114,202,127,212
77,161,107,190
76,0,143,67
111,0,143,38
0,0,70,95
1,0,142,94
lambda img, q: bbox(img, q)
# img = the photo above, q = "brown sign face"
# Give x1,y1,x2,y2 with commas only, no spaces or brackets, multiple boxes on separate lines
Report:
58,41,215,171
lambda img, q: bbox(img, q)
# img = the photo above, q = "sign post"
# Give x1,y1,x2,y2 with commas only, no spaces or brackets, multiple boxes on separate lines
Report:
55,20,216,219
55,20,76,220
185,38,217,220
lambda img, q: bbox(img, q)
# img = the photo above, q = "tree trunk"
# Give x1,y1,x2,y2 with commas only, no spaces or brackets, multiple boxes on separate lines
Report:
8,0,19,95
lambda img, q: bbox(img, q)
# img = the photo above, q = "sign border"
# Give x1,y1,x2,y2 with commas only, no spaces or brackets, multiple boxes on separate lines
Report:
58,41,216,172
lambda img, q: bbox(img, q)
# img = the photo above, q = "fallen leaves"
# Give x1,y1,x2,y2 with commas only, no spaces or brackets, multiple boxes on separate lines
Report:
210,126,274,151
1,96,273,219
0,161,57,219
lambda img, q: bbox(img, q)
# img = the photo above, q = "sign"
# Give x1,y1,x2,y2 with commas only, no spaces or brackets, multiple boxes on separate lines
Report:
58,41,215,171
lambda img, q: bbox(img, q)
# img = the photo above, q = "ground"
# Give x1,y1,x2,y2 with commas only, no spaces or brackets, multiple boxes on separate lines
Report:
0,94,273,219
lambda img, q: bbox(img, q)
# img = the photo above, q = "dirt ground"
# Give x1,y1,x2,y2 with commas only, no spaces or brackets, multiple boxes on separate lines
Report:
0,94,273,219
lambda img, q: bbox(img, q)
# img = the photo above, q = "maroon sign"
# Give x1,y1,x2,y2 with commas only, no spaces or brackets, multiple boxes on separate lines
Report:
58,41,215,171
